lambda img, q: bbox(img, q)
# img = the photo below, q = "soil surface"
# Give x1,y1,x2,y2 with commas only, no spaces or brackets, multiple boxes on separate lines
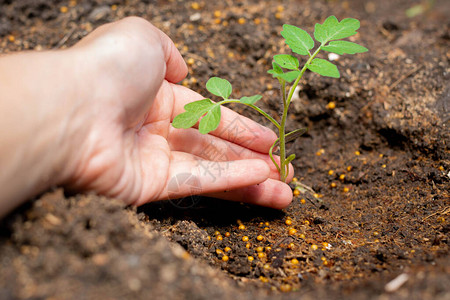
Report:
1,0,449,299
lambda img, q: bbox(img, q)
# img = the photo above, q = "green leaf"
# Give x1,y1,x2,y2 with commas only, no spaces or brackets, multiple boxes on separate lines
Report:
172,99,215,129
322,40,368,55
314,15,338,43
314,16,360,43
184,98,215,112
281,24,314,56
206,77,232,99
267,69,279,77
199,104,221,134
307,58,340,78
406,4,426,18
240,95,262,104
268,61,299,83
273,54,299,70
272,62,283,74
267,62,283,78
172,111,201,129
277,70,300,83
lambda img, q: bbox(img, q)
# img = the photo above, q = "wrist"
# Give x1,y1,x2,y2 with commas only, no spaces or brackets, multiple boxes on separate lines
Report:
0,50,85,216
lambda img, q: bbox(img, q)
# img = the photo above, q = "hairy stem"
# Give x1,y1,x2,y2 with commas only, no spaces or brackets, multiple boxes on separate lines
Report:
269,139,280,173
286,46,323,108
219,45,324,182
219,100,280,129
278,46,324,182
279,96,288,182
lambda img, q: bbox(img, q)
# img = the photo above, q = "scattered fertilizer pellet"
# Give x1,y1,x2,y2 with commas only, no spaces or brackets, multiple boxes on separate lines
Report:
280,284,292,292
187,57,195,65
326,101,336,109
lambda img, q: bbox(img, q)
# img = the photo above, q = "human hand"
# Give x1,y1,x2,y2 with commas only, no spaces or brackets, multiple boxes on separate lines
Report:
62,17,294,209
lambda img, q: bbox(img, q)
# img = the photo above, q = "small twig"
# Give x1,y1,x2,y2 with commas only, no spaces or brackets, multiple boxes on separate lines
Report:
187,52,208,64
385,273,410,293
292,181,316,195
53,27,76,49
273,236,294,249
276,267,287,277
422,206,450,221
388,65,423,91
378,26,395,42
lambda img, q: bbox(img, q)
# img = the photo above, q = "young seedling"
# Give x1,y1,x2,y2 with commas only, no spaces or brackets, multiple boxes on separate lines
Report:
173,16,368,182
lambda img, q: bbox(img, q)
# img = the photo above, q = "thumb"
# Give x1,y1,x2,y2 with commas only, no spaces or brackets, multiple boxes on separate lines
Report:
156,29,188,83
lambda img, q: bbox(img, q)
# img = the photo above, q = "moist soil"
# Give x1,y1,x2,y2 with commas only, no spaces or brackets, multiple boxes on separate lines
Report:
0,0,449,299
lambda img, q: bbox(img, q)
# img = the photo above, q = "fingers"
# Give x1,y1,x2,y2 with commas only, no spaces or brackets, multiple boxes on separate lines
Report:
119,17,188,83
158,155,271,200
170,83,278,154
155,29,188,83
156,152,294,210
167,127,285,179
73,17,187,84
205,178,293,209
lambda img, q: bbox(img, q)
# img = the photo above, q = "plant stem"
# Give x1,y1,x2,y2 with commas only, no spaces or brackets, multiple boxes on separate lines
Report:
281,81,287,106
278,93,288,181
269,139,280,173
220,45,324,183
286,46,323,107
278,45,324,182
219,100,280,129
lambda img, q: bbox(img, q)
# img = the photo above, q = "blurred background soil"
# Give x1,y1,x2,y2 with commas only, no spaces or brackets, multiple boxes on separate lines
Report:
0,0,449,299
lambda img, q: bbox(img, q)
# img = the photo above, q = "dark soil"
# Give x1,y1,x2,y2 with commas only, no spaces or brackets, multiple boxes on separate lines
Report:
1,0,449,299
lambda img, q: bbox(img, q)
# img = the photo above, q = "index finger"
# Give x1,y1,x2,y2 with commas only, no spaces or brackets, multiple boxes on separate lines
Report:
170,84,278,154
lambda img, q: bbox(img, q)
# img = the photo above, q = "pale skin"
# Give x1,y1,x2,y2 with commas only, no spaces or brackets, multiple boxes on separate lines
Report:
0,17,293,218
